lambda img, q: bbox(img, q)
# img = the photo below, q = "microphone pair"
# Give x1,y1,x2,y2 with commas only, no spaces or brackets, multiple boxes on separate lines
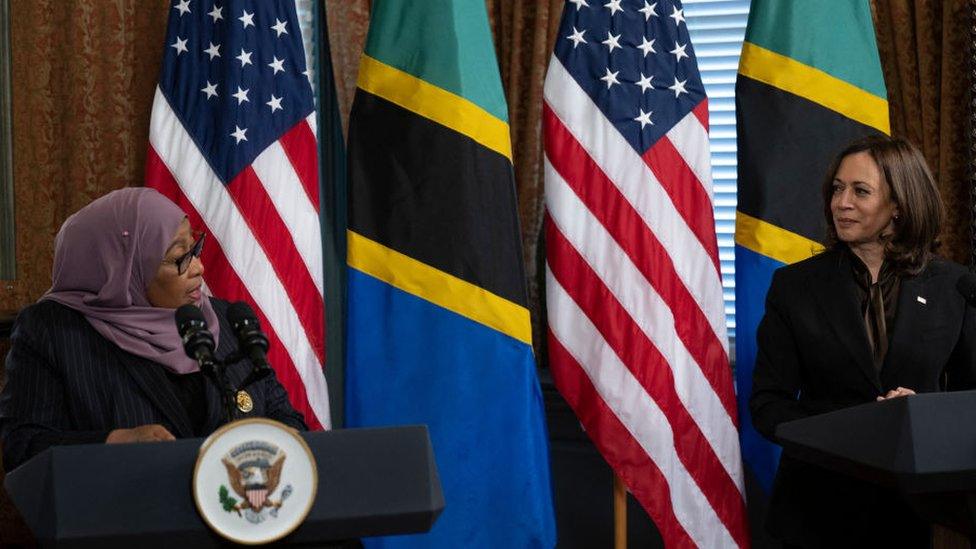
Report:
175,302,273,388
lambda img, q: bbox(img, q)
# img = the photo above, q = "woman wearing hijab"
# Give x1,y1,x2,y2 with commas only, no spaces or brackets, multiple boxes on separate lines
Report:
0,188,306,471
749,135,976,546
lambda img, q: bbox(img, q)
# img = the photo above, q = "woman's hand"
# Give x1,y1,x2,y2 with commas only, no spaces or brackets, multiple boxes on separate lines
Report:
876,387,916,401
106,424,176,443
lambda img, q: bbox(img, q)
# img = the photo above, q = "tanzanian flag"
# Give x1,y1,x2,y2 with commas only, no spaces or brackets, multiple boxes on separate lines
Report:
344,1,556,547
734,0,890,491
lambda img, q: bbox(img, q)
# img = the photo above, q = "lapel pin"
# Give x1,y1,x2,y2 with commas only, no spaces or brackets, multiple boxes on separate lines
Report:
236,390,254,413
917,296,927,305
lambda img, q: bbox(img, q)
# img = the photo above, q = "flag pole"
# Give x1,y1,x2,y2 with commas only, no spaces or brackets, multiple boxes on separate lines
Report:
613,474,627,549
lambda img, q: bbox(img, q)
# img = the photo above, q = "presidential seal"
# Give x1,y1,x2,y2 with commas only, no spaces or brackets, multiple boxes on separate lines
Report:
221,440,287,523
193,418,317,545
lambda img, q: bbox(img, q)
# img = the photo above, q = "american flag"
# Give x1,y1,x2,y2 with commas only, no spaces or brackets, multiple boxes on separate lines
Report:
543,0,746,545
145,0,330,430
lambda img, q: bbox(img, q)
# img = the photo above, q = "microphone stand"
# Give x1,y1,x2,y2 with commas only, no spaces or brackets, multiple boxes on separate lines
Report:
197,355,237,425
200,349,268,425
177,305,239,425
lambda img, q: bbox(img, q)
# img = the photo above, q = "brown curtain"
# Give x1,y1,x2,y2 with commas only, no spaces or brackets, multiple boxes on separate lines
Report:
485,0,564,353
0,0,168,312
872,0,972,265
874,2,973,547
324,0,370,138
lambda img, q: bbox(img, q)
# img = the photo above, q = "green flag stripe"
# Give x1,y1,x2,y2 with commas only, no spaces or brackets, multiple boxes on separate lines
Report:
363,0,509,123
743,0,886,98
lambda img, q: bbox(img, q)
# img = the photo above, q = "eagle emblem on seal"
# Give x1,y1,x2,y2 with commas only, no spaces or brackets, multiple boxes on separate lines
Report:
218,440,293,524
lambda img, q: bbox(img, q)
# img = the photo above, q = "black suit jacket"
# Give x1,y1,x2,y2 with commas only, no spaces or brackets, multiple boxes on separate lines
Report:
750,248,976,546
0,298,306,471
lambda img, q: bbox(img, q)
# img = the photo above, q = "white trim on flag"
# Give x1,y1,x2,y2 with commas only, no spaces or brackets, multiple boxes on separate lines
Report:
667,113,715,202
306,112,317,138
544,56,728,353
546,268,737,548
148,86,331,426
251,141,325,294
545,158,743,490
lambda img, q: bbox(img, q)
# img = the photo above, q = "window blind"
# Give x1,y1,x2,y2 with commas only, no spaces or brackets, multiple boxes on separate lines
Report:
296,0,316,99
685,0,750,347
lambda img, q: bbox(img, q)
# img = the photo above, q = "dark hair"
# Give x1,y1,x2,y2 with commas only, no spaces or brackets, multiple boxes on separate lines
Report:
821,135,944,275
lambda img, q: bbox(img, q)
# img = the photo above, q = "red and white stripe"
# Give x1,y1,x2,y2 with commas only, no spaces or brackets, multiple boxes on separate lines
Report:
247,488,268,510
146,87,331,430
543,55,747,547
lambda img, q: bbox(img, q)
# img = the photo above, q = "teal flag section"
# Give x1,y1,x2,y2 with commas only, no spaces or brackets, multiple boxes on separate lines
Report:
743,0,886,98
363,0,509,122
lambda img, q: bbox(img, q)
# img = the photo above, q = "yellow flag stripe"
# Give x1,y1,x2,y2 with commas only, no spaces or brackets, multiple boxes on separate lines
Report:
347,230,532,345
735,211,825,265
738,42,890,134
356,55,513,161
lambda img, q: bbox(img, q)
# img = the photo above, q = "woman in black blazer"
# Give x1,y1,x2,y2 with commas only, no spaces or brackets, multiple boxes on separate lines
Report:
0,188,306,471
750,136,976,547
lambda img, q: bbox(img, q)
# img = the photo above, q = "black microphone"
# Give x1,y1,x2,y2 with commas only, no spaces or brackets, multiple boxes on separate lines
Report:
957,273,976,306
175,304,218,375
227,301,273,388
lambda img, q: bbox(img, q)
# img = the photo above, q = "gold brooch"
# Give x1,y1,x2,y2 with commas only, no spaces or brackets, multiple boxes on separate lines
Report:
236,390,254,413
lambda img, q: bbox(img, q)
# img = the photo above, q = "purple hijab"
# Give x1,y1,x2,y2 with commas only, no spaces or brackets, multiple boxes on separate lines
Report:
42,187,219,374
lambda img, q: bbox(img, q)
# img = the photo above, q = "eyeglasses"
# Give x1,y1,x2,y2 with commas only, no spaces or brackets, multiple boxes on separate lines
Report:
171,231,206,275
